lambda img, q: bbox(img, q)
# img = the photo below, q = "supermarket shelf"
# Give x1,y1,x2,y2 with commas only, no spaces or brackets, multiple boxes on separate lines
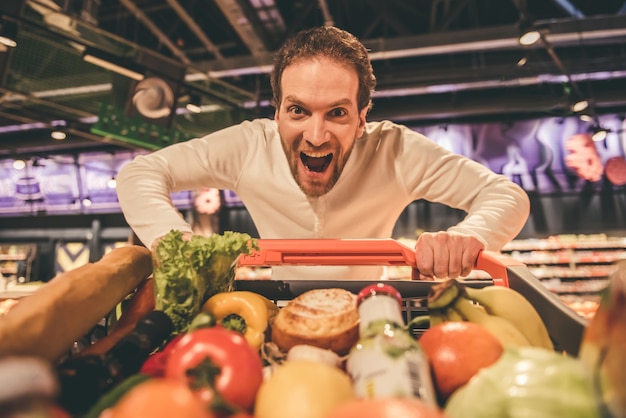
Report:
0,254,28,261
0,244,37,284
528,265,617,279
541,278,609,294
509,250,625,265
502,234,623,320
503,234,626,251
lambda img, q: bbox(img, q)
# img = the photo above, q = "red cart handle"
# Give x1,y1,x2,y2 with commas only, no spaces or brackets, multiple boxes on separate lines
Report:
238,239,524,286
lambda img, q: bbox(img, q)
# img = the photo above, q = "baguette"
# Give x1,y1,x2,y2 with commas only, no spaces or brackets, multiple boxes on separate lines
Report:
271,288,360,356
79,277,155,357
0,245,153,362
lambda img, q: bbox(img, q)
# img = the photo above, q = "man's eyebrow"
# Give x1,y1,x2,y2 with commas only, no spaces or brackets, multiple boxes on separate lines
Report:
283,96,353,108
328,98,353,107
283,95,302,105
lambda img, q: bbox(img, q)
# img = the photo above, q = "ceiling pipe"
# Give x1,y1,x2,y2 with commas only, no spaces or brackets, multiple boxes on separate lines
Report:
201,15,626,78
165,0,224,60
118,0,191,65
214,0,268,56
317,0,334,26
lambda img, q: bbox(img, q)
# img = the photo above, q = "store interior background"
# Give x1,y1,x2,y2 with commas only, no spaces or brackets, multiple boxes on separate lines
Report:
0,0,625,282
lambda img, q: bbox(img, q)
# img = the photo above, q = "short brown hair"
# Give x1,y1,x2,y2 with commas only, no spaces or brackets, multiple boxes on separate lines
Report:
270,26,376,112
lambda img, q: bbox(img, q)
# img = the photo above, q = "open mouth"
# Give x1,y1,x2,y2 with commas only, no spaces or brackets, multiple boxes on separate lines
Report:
300,152,333,173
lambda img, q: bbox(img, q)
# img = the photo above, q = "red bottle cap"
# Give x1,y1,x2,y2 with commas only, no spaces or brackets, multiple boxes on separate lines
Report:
356,283,403,306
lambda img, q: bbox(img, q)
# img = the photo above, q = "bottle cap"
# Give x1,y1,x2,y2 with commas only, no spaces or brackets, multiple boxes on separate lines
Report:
356,283,403,306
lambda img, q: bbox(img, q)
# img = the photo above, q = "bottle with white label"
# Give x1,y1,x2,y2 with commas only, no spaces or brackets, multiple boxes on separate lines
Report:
346,283,437,406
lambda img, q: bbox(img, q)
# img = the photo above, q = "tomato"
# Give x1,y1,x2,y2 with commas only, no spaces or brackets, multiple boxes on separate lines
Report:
104,379,213,418
164,326,263,412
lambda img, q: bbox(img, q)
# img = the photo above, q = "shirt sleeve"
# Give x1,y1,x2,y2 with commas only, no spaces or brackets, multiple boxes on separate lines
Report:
115,120,262,248
396,125,530,250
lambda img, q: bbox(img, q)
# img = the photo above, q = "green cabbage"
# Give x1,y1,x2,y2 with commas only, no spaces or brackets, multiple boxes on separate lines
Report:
153,230,258,334
445,346,601,418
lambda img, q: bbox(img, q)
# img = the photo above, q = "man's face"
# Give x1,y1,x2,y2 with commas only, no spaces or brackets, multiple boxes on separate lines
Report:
275,57,367,197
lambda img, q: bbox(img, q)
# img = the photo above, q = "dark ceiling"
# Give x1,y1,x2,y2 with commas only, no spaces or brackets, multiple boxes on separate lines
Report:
0,0,625,157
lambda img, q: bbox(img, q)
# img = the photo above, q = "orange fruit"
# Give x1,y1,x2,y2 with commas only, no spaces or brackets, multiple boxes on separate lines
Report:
324,397,447,418
418,321,503,403
106,378,212,418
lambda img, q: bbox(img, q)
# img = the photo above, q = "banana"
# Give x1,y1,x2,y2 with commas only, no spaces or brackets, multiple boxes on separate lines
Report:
426,279,464,324
465,286,554,350
427,279,532,348
442,307,465,322
428,312,446,327
451,296,532,347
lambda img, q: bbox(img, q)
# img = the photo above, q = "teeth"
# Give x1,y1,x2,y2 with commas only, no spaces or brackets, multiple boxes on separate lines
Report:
302,151,330,158
300,152,333,173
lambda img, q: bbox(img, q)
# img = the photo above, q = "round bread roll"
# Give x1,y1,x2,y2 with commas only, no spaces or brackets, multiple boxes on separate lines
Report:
271,288,360,355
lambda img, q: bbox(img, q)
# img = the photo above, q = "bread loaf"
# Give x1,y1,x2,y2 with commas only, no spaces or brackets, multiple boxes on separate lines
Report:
271,288,359,355
0,245,153,362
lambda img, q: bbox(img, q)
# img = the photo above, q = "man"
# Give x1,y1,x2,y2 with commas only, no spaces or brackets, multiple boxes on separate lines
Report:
116,26,530,280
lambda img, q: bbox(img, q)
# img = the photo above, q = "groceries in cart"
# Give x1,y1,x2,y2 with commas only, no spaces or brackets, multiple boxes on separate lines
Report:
0,232,624,417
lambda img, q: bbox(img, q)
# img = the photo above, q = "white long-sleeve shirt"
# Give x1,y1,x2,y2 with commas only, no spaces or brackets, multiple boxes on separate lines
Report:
116,119,530,280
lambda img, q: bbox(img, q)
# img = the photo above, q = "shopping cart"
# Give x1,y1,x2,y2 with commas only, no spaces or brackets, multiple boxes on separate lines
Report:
234,238,588,356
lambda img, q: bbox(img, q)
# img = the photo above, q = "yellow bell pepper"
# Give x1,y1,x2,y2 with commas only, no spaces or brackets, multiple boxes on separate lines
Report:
202,291,278,349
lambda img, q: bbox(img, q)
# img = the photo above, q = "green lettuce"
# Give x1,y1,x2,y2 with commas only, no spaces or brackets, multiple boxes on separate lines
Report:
153,230,258,334
445,346,601,418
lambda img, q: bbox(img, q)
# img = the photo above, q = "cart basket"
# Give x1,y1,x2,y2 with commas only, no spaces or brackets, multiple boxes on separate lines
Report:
235,238,588,356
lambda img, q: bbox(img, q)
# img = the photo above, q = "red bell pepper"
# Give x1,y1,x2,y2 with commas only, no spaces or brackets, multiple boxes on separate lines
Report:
139,334,184,377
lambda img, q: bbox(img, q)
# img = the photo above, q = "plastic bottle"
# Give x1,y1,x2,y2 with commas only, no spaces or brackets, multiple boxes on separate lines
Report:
56,310,173,415
346,283,437,405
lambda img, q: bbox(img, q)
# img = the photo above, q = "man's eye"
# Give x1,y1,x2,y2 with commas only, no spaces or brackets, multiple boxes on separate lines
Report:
329,108,347,117
288,105,305,115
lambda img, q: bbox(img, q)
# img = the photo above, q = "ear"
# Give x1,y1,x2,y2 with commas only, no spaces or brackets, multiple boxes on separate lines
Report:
274,107,280,121
356,107,367,137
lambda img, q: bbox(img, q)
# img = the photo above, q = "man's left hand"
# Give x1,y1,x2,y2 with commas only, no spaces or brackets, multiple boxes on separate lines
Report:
414,231,485,279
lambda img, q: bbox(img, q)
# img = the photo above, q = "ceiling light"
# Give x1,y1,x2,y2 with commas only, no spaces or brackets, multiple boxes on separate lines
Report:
571,99,589,113
519,29,540,46
51,130,66,140
82,197,92,207
579,113,594,123
186,103,202,113
107,177,117,189
0,19,18,48
12,159,25,170
591,126,608,142
516,56,528,67
185,94,202,114
518,20,541,46
131,77,174,119
83,48,144,81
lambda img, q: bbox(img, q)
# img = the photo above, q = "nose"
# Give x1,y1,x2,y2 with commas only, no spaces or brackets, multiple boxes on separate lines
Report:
304,115,329,146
